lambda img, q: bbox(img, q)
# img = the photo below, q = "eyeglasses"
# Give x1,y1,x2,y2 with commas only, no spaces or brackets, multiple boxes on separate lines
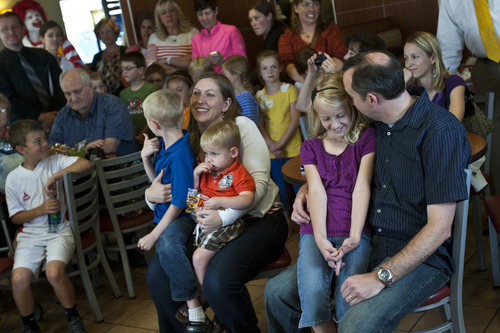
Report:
121,66,138,71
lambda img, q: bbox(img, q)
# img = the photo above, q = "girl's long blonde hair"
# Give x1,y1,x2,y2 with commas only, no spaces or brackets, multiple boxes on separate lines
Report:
308,73,367,144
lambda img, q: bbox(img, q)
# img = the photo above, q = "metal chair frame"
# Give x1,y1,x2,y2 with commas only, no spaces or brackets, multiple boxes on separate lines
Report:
63,165,121,322
412,168,471,333
94,151,154,299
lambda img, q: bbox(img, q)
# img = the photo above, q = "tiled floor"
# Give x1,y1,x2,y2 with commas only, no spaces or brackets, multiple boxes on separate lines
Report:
1,214,499,333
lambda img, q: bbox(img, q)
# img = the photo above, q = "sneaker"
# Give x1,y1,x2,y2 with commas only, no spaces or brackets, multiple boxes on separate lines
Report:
67,314,86,333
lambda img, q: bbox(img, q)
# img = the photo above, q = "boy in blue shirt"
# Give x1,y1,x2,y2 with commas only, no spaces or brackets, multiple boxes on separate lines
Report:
137,89,196,251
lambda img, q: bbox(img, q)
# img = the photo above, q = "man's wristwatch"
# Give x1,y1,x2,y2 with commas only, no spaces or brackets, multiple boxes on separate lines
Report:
376,266,393,287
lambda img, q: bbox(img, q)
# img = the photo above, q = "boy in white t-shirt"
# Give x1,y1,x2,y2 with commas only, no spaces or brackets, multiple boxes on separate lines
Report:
5,119,91,333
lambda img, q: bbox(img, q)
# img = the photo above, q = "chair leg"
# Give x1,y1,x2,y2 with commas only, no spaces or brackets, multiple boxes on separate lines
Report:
97,241,121,298
78,260,103,323
89,252,102,288
116,235,136,299
472,195,486,271
489,218,500,287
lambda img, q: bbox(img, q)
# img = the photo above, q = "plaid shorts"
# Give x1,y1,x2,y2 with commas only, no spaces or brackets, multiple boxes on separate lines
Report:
197,219,245,251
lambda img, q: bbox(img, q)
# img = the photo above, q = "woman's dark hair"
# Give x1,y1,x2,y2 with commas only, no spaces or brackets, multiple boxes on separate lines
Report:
39,20,64,38
249,1,287,32
194,0,217,12
138,12,154,27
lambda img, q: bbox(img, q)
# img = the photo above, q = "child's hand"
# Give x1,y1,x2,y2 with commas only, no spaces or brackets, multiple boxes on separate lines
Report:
321,53,342,74
141,134,160,159
203,197,222,210
44,176,58,197
137,232,159,251
194,162,213,177
338,237,360,256
41,198,60,215
328,258,345,276
272,149,284,159
316,238,338,262
268,141,281,153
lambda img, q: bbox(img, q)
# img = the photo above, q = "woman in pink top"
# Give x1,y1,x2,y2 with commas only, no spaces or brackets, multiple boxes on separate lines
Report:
145,0,199,75
191,0,247,73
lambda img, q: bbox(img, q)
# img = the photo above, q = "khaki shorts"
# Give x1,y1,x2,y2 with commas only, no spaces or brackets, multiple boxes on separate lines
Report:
197,219,245,252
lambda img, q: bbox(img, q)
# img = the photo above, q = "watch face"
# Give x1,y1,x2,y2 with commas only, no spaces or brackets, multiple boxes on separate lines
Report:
378,268,392,283
379,269,390,281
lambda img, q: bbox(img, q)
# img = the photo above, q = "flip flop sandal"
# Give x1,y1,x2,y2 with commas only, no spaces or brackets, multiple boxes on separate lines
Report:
175,302,209,324
186,317,213,333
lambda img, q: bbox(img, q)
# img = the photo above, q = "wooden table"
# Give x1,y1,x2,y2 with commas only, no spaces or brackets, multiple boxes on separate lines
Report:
282,155,306,186
282,133,488,186
468,132,487,163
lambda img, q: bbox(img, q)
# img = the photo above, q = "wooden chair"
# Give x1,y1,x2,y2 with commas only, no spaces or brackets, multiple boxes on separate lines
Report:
94,151,154,299
470,92,494,272
412,168,471,333
63,165,121,322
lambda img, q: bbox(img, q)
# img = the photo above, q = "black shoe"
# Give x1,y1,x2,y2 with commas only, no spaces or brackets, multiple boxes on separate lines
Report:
67,314,86,333
186,318,213,333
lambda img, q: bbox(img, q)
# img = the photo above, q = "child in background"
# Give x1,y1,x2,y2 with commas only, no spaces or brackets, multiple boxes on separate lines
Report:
344,33,386,60
255,49,301,224
89,71,107,94
5,120,91,333
145,64,166,90
167,70,193,129
221,55,259,124
188,57,213,83
119,52,158,143
137,89,196,252
293,46,316,92
298,73,375,331
183,120,255,329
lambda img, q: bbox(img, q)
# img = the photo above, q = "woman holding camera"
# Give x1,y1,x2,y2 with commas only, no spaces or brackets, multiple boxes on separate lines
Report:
278,0,347,83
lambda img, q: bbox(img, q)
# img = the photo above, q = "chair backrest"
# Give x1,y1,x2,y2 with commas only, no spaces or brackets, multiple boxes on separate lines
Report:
449,167,471,331
63,165,100,253
94,151,150,218
299,116,309,140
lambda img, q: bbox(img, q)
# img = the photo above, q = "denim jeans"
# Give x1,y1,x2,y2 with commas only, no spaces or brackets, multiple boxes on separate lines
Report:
154,214,198,301
265,261,448,333
338,263,449,333
297,234,371,328
270,158,299,211
148,209,288,333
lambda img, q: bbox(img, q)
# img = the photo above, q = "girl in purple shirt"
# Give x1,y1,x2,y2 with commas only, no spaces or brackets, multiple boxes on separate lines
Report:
298,73,376,330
